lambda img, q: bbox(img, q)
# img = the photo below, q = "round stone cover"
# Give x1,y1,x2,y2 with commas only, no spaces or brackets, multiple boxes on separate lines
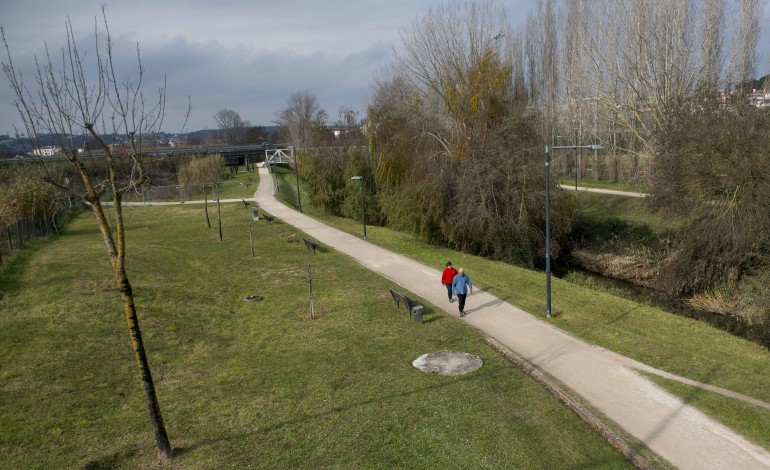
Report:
412,351,483,376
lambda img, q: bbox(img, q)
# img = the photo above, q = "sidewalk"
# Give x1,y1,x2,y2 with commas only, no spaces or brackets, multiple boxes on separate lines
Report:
255,167,770,470
560,184,647,198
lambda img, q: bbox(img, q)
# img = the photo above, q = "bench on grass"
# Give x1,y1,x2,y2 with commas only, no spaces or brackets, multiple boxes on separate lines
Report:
303,238,321,254
389,288,424,323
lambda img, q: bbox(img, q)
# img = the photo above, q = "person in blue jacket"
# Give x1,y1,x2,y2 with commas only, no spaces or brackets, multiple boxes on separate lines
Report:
451,268,473,317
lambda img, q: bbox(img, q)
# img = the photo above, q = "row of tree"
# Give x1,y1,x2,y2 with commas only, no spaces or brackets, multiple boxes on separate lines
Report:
296,0,769,297
212,109,273,145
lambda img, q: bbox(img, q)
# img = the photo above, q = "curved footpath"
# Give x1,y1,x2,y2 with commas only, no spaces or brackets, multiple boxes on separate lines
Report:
559,184,647,198
255,167,770,470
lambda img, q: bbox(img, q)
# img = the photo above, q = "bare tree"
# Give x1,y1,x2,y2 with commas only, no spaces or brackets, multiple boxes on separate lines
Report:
336,106,359,128
731,0,760,90
396,1,514,157
213,108,247,144
275,90,328,148
700,0,727,93
2,9,178,460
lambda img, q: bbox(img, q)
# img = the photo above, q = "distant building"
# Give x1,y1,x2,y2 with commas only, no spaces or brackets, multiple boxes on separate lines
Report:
748,89,770,108
30,146,61,157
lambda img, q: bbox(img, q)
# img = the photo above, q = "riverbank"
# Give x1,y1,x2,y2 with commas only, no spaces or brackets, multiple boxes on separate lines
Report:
568,191,770,348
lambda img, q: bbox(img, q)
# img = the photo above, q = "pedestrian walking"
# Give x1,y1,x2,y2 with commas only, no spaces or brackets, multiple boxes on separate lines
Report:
441,261,458,303
452,268,473,317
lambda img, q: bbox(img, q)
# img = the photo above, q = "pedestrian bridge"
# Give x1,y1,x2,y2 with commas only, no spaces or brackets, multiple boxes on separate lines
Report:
266,148,295,166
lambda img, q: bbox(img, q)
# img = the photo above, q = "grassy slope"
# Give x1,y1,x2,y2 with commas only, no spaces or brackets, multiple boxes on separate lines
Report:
271,167,770,451
0,180,631,468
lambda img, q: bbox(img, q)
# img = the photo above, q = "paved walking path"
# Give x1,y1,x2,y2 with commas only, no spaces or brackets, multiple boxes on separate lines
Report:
255,167,770,470
560,184,647,198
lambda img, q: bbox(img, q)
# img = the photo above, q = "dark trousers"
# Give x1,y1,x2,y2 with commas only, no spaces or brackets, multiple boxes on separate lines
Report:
444,283,453,300
457,293,467,313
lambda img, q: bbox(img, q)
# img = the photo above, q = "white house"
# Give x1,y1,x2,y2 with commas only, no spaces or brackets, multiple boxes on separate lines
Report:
30,146,61,157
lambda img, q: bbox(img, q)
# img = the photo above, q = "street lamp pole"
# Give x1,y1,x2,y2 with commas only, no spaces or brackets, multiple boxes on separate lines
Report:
293,146,302,212
544,144,604,318
351,176,366,240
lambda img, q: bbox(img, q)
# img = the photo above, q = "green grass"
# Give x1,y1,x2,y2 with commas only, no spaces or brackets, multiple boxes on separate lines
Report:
214,168,259,199
272,170,770,452
574,193,680,233
0,197,633,468
270,165,303,210
570,192,682,256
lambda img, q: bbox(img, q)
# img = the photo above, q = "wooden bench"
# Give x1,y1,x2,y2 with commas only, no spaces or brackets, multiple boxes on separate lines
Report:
303,238,320,254
389,288,423,322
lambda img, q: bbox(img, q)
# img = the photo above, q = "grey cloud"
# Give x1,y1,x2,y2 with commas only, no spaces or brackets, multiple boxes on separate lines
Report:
1,0,767,135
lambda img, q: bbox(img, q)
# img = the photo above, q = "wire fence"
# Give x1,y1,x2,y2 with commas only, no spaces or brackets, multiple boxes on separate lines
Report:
0,207,73,264
117,183,224,204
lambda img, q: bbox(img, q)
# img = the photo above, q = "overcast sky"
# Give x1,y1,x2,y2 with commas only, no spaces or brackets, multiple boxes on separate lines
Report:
1,0,768,135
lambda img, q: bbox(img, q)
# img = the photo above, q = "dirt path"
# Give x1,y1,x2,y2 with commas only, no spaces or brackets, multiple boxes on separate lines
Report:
255,167,770,469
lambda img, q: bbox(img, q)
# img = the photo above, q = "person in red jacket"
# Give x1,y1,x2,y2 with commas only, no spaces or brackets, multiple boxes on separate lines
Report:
441,261,458,303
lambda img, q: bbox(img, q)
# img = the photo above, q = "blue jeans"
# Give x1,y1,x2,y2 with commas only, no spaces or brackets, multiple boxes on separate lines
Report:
444,283,453,301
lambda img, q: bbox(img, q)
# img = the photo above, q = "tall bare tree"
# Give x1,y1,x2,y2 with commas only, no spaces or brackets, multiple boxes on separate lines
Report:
700,0,727,93
731,0,760,90
275,90,328,148
2,9,177,460
213,108,247,144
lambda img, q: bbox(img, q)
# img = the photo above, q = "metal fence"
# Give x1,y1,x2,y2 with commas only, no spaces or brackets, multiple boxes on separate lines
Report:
0,207,72,264
117,184,221,204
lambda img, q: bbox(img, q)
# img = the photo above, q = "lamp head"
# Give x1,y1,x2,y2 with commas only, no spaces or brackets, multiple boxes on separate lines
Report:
587,145,605,151
351,176,363,181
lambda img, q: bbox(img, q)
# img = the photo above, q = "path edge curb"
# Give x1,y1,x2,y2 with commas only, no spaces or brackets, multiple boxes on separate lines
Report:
485,337,658,470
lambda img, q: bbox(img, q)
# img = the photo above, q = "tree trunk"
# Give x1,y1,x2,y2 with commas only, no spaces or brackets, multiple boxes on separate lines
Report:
117,273,173,460
90,195,173,461
203,184,211,229
216,184,223,241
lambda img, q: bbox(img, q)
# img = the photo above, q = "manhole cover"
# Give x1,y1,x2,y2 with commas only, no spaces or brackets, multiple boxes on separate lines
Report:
412,351,483,376
244,295,263,302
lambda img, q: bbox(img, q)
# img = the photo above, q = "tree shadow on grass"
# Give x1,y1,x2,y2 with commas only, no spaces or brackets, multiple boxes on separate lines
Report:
256,368,502,435
0,241,46,295
82,438,221,469
82,444,140,470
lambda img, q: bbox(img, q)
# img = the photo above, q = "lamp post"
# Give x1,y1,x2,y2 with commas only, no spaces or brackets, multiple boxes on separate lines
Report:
351,176,366,240
292,146,302,212
545,144,604,318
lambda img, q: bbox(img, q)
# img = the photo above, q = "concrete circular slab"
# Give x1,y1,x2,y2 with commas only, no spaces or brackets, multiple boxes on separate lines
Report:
412,351,483,376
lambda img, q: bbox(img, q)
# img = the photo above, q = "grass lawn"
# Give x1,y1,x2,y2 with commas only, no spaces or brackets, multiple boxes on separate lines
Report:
573,192,682,235
0,188,633,468
270,167,770,452
215,169,259,199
